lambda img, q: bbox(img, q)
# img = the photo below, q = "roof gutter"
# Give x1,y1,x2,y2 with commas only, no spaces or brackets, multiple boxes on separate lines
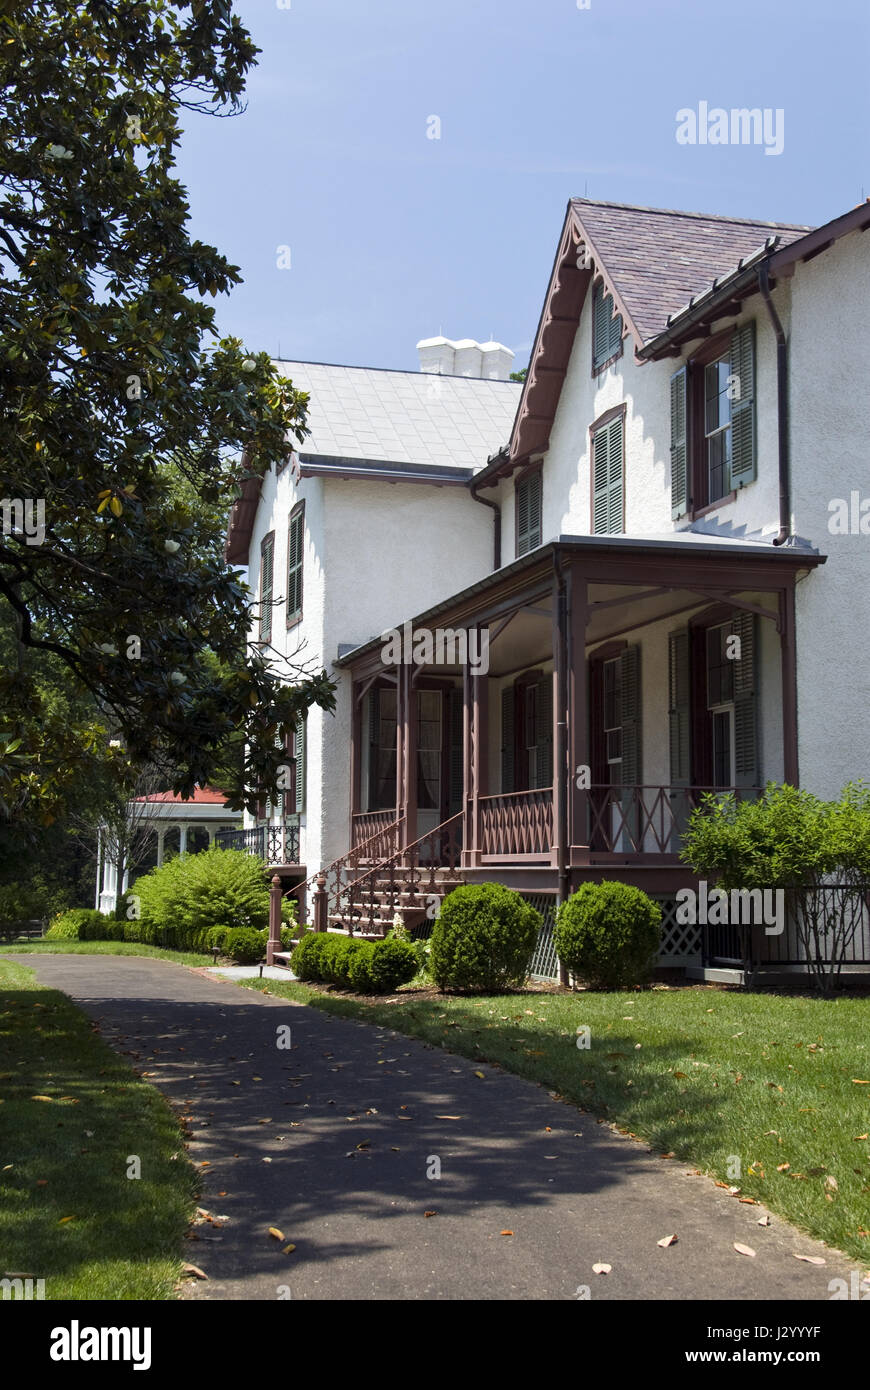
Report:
638,240,779,362
757,262,791,545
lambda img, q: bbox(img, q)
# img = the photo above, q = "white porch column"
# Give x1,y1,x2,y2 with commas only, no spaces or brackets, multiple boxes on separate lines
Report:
179,824,188,857
94,826,103,909
207,824,216,845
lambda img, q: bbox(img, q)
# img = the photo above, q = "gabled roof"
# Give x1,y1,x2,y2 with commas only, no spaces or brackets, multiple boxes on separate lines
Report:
226,360,520,564
487,199,813,478
571,199,810,345
132,786,231,805
273,360,520,472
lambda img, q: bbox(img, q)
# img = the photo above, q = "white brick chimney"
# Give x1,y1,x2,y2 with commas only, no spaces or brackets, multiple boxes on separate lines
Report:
416,336,515,381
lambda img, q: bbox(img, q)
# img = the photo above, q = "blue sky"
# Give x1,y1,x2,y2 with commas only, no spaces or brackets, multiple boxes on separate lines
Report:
177,0,869,373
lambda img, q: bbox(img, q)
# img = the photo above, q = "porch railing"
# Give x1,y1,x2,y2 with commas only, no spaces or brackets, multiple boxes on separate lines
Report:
288,815,405,927
478,788,553,859
351,810,404,859
585,785,761,856
342,813,464,936
214,818,301,865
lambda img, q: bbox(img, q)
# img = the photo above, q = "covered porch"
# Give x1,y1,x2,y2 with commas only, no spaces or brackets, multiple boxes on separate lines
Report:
338,534,823,903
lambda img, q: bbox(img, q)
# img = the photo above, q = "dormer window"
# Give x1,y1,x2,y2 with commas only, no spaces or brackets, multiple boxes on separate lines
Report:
592,280,624,372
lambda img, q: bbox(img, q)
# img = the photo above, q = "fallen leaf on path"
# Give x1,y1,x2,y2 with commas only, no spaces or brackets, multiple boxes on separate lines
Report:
474,1071,485,1079
30,1095,53,1102
657,1234,678,1247
852,1079,870,1085
757,1215,771,1226
500,1230,513,1236
592,1263,611,1275
282,1244,296,1255
733,1243,756,1258
793,1254,826,1265
436,1116,462,1120
853,1134,869,1141
182,1263,208,1280
424,1210,437,1218
268,1227,284,1241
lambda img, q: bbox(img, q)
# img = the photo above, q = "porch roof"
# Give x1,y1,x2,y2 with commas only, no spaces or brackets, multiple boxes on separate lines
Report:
334,529,825,669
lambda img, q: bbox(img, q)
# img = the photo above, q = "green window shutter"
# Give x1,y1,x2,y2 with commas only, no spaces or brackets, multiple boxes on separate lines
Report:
732,612,758,788
593,281,623,369
535,676,553,789
500,686,515,793
619,644,642,787
287,504,304,623
294,717,306,814
592,415,623,535
668,630,691,785
670,365,688,519
259,535,274,642
447,684,464,815
516,470,542,556
729,323,756,490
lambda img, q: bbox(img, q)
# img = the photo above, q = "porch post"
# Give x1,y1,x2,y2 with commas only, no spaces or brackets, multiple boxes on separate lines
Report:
395,669,406,848
267,874,282,966
94,826,102,909
156,827,165,867
461,660,474,868
404,662,418,848
350,680,361,842
472,639,488,861
568,561,589,862
179,824,188,857
780,583,799,785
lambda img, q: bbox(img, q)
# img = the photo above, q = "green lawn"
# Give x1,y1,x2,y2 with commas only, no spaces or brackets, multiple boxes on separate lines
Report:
0,958,198,1299
240,976,870,1265
1,940,213,966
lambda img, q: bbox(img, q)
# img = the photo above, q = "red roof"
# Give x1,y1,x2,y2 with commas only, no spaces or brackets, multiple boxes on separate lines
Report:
133,786,232,805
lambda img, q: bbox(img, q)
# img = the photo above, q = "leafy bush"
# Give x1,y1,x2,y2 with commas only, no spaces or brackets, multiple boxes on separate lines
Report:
320,935,370,986
45,908,108,941
45,914,82,940
555,882,661,989
207,926,229,952
123,920,144,942
429,883,540,993
102,920,126,941
222,927,265,964
0,877,67,923
681,780,870,992
134,847,271,951
346,942,376,992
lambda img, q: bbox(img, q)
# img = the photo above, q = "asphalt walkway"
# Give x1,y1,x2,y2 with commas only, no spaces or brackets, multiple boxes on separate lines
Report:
11,955,858,1301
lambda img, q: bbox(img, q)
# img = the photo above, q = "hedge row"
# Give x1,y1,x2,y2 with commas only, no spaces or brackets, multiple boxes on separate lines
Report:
290,931,420,994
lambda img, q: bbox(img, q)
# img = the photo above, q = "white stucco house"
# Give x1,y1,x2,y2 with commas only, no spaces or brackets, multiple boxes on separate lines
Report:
225,197,870,978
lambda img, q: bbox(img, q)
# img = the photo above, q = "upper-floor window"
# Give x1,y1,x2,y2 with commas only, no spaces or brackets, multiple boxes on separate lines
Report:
259,532,274,642
591,406,625,535
671,322,756,519
515,467,542,556
592,280,623,372
287,501,304,628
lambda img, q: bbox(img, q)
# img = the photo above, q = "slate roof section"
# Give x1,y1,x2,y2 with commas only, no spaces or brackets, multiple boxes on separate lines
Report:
571,199,812,344
272,360,521,472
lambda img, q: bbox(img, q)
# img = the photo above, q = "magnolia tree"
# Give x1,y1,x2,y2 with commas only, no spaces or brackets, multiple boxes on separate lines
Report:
681,782,870,993
0,1,334,836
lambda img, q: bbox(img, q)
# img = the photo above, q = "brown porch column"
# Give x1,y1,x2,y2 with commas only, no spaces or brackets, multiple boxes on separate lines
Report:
568,561,589,862
780,583,799,786
461,661,474,868
403,661,417,848
349,680,361,845
472,642,488,860
267,874,282,965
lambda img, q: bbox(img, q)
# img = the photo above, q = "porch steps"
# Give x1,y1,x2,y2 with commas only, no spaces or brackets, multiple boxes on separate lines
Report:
330,866,464,936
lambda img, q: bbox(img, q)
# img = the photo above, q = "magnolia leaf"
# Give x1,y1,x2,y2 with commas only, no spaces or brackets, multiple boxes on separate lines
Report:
733,1243,756,1258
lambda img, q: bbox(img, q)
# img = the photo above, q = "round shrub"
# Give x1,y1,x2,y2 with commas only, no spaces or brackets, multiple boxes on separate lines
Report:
222,927,265,965
365,938,419,993
290,930,330,980
102,920,126,941
347,941,376,993
429,883,541,993
320,935,369,987
554,881,661,989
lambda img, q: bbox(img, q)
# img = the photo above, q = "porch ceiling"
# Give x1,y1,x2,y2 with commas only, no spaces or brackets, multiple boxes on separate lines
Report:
585,582,780,647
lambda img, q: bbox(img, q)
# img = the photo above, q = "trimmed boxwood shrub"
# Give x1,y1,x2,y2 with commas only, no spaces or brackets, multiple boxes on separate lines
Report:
45,914,83,941
428,883,540,993
290,930,330,981
222,927,265,965
361,937,418,994
555,881,661,989
290,931,421,993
